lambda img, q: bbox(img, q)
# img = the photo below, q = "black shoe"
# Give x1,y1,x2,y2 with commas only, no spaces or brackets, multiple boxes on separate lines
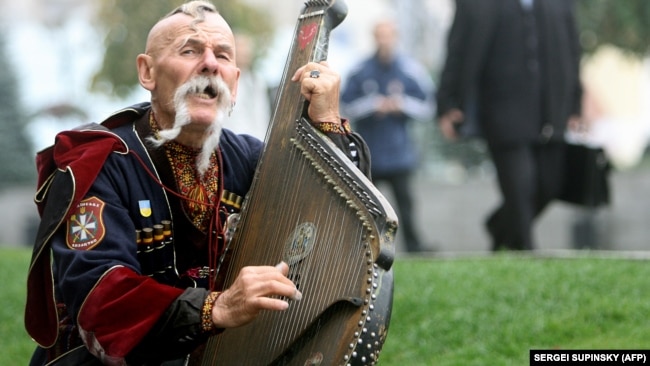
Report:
485,217,511,251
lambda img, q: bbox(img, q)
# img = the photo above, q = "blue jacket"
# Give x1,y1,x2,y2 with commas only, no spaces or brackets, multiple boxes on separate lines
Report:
341,53,435,176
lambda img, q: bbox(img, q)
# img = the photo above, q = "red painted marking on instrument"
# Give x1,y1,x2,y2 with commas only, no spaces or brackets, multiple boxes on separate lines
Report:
299,22,318,50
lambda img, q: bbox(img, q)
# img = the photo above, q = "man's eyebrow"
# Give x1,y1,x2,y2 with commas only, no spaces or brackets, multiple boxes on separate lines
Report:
178,37,234,56
219,43,235,55
178,37,205,50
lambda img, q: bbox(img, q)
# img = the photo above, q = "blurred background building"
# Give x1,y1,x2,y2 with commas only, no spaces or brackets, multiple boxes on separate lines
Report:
0,0,648,253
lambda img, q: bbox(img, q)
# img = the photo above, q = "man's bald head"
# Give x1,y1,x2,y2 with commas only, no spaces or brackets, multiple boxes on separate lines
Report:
145,1,230,56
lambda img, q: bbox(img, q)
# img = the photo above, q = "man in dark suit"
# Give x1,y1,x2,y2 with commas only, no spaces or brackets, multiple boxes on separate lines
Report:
436,0,582,250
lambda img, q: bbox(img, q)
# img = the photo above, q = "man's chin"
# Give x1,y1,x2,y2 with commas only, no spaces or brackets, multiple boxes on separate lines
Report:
185,106,220,127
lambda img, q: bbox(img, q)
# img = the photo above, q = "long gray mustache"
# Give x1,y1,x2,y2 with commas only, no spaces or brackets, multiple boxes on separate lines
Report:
148,76,231,142
148,75,232,176
159,75,232,141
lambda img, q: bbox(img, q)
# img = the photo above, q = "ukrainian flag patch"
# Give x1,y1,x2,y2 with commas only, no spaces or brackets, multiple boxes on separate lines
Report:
139,200,152,217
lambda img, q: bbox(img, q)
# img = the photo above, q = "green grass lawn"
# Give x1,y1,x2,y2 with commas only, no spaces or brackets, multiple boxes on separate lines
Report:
383,254,650,365
5,248,650,365
1,248,35,365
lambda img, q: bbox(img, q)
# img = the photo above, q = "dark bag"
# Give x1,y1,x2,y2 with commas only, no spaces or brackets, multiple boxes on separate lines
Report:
558,143,611,207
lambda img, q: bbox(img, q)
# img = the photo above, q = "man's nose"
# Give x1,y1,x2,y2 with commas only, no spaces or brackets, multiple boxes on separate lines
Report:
200,51,219,74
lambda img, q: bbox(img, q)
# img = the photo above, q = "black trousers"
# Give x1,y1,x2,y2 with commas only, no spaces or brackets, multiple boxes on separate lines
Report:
486,141,565,250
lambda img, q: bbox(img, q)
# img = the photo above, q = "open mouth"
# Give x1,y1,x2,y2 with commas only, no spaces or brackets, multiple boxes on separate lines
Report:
177,76,230,106
192,85,218,100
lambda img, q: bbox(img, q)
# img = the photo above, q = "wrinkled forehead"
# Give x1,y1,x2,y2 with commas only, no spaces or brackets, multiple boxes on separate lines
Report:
147,12,234,54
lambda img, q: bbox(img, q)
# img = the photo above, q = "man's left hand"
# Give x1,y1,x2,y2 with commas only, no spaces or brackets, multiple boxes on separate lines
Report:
292,61,342,125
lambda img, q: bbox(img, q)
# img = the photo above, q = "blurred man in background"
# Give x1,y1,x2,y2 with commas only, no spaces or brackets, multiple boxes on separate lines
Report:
342,19,435,253
436,0,582,250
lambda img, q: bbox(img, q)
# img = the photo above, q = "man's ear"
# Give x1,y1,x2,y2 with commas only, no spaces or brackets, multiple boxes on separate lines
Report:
136,54,155,91
231,68,241,106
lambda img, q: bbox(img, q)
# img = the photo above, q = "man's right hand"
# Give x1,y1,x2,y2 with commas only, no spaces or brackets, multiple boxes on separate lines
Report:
438,108,465,141
211,262,302,328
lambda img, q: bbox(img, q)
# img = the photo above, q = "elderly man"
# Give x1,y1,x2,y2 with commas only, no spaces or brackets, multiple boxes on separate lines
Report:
25,1,368,364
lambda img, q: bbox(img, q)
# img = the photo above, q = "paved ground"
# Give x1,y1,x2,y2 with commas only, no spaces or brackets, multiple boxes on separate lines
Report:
383,166,650,257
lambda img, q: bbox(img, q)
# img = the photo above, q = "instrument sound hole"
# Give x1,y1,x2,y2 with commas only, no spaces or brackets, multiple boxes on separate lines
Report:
284,222,317,265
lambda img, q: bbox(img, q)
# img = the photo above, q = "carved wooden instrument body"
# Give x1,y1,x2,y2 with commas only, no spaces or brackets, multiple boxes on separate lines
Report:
198,1,397,364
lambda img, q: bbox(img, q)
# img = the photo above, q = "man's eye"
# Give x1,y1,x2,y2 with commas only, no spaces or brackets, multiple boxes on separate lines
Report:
182,49,197,55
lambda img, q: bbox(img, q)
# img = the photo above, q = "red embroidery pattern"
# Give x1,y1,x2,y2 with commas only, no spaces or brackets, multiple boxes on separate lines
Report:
150,114,219,231
165,142,219,231
313,120,352,135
